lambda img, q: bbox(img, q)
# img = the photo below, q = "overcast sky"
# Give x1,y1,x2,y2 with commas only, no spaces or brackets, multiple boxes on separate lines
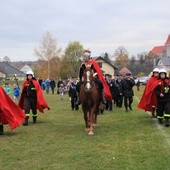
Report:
0,0,170,61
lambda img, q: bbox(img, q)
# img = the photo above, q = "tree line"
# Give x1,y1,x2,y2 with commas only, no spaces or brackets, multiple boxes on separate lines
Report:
2,31,154,80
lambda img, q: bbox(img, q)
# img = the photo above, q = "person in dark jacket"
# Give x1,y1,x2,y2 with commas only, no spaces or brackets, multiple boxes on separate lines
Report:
50,78,56,94
38,77,43,88
113,74,123,108
121,73,135,112
69,77,79,110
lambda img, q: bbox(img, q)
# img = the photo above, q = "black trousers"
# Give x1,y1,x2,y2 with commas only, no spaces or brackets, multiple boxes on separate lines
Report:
71,95,78,109
157,100,170,119
51,87,55,94
106,100,113,111
24,98,37,117
124,96,133,110
115,95,123,107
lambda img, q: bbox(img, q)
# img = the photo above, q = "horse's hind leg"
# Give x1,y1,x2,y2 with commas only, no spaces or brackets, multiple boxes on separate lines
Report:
93,113,97,127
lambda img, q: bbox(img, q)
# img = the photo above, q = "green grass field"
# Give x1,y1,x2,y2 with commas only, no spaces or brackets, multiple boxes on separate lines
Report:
0,86,170,170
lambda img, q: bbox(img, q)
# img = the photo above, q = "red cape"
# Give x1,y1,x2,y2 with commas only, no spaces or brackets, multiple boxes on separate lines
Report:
138,77,160,112
87,60,112,101
18,79,50,113
0,87,26,130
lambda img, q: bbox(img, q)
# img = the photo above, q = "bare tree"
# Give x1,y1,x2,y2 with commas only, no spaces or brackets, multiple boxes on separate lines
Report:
114,46,129,69
34,31,61,79
114,46,128,56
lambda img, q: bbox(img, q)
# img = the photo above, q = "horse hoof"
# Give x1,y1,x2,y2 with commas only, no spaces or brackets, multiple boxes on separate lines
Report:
88,131,94,135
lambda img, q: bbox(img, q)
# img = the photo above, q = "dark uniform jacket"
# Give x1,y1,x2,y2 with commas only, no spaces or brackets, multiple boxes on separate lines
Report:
69,82,77,98
113,79,123,95
155,78,170,102
121,78,135,97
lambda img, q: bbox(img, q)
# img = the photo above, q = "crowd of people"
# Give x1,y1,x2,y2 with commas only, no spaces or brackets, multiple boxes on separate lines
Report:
38,77,56,94
0,49,170,136
104,73,135,112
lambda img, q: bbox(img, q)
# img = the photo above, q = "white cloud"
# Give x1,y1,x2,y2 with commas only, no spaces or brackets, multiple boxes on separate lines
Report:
0,0,170,61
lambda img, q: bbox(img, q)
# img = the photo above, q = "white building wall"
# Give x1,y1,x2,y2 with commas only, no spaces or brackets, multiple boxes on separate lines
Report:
20,65,32,74
165,44,170,57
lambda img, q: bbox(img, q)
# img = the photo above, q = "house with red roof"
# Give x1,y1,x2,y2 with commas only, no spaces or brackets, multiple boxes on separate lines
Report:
150,35,170,72
119,66,131,77
150,46,165,57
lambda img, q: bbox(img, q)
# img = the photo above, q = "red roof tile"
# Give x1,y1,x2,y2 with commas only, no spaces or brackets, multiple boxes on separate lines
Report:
150,46,165,54
119,67,131,76
165,35,170,45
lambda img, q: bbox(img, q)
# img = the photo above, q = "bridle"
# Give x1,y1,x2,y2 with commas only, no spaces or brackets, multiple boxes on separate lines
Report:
83,69,94,92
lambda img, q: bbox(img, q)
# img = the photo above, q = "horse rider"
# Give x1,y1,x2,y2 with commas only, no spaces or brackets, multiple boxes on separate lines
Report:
76,49,112,105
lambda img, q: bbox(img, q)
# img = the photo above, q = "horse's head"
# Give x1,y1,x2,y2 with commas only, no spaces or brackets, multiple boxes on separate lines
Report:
82,64,94,92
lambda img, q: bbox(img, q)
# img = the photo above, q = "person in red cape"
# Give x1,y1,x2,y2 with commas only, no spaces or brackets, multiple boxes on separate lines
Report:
138,68,160,117
0,86,26,135
18,70,50,126
155,69,170,126
76,50,112,105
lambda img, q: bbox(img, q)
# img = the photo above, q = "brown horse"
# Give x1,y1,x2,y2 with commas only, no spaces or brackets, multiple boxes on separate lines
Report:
79,64,100,135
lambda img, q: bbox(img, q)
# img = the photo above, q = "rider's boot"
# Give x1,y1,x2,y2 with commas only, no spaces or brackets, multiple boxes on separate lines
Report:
101,89,107,105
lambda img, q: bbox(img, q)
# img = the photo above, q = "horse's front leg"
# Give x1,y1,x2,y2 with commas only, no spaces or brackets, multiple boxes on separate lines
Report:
88,110,95,135
93,112,97,127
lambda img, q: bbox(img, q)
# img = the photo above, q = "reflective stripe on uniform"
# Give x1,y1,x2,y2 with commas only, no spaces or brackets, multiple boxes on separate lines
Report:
32,114,38,117
31,88,36,90
164,114,170,117
157,116,164,119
